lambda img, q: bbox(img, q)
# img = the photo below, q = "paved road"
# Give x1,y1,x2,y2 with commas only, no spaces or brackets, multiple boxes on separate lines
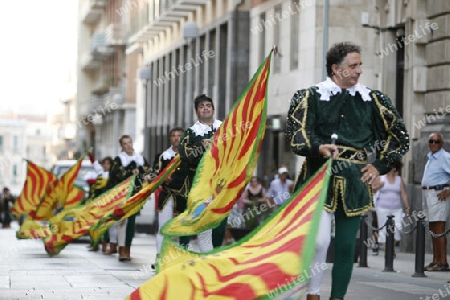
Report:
1,221,449,300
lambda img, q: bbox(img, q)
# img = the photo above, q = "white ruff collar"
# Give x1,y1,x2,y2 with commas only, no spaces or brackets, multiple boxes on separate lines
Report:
316,77,371,102
162,146,177,160
190,119,222,136
118,151,144,167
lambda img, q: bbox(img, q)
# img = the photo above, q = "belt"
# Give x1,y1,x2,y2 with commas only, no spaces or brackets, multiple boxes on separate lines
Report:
422,184,450,190
334,146,367,164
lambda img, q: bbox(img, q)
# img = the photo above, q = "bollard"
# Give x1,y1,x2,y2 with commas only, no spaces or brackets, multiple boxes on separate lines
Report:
383,215,395,272
359,214,368,267
412,215,427,277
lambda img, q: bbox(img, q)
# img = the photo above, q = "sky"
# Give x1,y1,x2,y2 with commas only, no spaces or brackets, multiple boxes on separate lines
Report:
0,0,78,115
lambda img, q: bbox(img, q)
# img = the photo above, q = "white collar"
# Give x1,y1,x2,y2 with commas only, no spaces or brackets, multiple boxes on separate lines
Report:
190,119,222,136
316,77,372,102
162,146,177,160
118,151,144,167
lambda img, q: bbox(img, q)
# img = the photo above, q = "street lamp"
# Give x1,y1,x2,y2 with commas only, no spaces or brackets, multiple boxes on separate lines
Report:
139,67,152,159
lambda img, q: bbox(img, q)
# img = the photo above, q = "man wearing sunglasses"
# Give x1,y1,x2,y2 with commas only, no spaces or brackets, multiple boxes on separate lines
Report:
422,132,450,271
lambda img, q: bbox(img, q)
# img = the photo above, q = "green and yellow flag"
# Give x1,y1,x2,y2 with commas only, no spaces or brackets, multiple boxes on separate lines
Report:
161,51,273,236
12,160,57,217
128,160,332,300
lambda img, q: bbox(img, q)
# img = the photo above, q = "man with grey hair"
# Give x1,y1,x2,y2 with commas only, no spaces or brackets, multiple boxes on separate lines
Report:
286,41,409,299
422,132,450,271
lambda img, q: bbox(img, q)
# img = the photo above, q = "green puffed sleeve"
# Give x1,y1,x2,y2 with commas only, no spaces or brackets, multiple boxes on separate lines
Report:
285,88,323,157
178,128,206,166
370,90,410,175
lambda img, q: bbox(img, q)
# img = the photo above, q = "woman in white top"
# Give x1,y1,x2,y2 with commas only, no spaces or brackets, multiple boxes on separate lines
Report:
375,160,410,255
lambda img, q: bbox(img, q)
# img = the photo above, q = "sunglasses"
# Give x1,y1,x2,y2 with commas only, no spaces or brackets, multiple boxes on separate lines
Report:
429,139,442,144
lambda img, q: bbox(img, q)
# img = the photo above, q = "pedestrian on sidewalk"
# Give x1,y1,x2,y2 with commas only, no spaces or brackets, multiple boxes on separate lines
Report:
421,132,450,272
285,41,410,300
374,160,410,258
0,187,14,228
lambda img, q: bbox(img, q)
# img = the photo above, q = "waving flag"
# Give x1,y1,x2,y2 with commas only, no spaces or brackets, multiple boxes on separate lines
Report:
128,160,332,300
63,185,86,210
89,156,181,245
161,51,273,237
43,176,135,256
12,160,57,216
16,220,56,239
29,157,84,220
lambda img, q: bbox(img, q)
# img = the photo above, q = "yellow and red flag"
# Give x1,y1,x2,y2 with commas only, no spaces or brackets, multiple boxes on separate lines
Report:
43,176,135,256
128,160,332,300
89,156,181,245
12,160,57,216
161,51,273,236
29,157,84,220
63,185,86,210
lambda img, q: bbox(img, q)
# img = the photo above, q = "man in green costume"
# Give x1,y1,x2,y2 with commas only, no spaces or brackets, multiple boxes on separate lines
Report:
178,94,228,252
285,42,410,300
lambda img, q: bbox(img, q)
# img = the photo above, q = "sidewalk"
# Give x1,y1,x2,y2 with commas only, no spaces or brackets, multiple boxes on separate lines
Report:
1,221,449,300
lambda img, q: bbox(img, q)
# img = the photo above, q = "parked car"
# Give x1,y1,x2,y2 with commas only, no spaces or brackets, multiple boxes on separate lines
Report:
50,159,95,201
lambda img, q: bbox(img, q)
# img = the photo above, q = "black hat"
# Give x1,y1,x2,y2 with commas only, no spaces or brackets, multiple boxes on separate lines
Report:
194,94,214,110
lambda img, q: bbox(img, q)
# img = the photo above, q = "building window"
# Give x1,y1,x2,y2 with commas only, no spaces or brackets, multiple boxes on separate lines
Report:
36,128,41,135
290,0,300,70
13,135,18,153
273,5,282,73
258,13,266,65
42,146,46,156
0,136,3,153
13,164,17,180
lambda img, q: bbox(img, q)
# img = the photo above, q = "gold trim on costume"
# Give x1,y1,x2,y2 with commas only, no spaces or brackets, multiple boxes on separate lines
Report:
371,93,402,160
290,90,311,149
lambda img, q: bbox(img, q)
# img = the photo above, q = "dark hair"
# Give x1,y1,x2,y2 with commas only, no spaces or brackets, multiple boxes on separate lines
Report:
169,127,184,135
119,135,132,145
391,160,403,171
326,42,361,77
101,156,113,165
194,94,214,111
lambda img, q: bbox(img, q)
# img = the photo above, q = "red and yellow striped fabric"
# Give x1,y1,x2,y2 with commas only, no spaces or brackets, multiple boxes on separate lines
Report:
89,156,181,245
12,160,57,216
30,157,83,220
43,176,135,256
127,160,332,300
63,185,86,210
161,51,272,236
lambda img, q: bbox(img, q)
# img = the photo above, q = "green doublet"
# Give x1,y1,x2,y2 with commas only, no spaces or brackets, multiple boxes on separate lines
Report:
178,126,218,189
107,156,150,195
286,86,409,216
154,150,190,213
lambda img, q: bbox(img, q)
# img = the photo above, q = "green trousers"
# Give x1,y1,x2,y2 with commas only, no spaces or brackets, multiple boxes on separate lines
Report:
212,217,228,248
125,214,136,247
330,203,361,299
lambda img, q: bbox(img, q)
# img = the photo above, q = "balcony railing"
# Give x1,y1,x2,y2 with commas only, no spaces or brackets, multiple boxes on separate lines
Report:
128,0,207,43
91,33,114,59
81,52,101,71
105,24,127,46
81,0,108,24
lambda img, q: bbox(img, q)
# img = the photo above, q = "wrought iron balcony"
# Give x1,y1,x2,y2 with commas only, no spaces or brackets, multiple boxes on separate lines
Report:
81,0,108,24
105,24,127,46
